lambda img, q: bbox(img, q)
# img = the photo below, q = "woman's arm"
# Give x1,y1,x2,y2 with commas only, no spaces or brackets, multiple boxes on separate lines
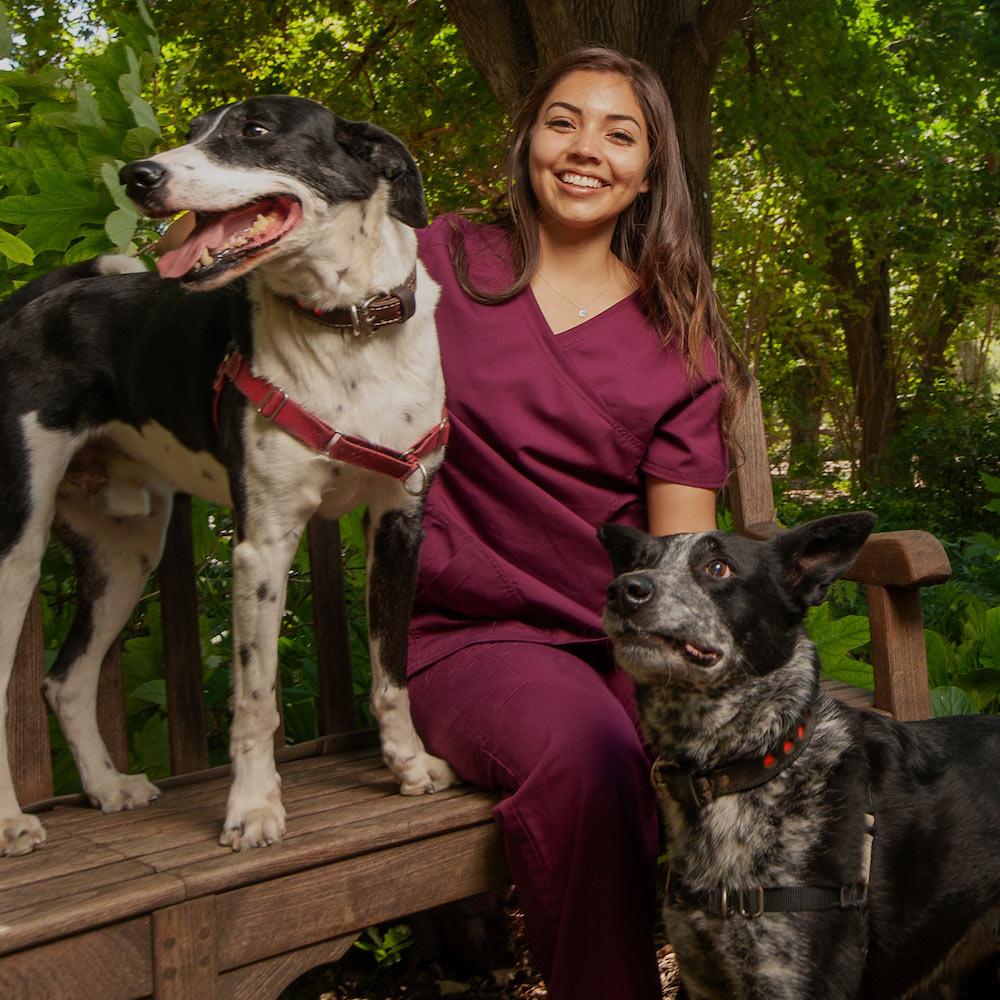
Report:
646,478,718,536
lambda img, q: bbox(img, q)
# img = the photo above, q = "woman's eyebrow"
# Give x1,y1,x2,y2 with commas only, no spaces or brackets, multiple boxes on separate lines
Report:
544,101,642,129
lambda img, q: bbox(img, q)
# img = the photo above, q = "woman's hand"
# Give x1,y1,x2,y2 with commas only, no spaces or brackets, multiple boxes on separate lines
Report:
646,478,718,535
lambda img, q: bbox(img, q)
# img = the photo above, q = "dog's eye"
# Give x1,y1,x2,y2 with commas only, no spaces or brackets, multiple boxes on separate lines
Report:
243,123,270,138
705,560,732,579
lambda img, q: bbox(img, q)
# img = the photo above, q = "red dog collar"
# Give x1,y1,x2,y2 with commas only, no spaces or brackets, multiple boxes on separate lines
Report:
213,351,448,494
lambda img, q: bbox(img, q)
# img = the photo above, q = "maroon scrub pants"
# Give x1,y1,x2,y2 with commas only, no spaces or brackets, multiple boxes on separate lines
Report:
409,641,662,1000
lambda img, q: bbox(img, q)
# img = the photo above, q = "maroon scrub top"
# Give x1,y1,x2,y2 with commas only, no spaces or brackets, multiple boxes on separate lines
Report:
407,215,727,674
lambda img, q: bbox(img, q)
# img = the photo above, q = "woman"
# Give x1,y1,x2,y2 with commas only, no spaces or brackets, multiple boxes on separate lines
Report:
408,45,745,999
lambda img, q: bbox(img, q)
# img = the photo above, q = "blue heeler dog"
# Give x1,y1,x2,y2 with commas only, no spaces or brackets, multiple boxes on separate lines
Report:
600,513,1000,1000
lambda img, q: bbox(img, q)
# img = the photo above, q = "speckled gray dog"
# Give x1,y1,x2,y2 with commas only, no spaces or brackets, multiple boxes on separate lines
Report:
600,514,1000,1000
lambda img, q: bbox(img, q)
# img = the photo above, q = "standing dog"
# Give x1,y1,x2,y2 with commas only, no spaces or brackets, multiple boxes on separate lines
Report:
0,95,457,856
600,514,1000,999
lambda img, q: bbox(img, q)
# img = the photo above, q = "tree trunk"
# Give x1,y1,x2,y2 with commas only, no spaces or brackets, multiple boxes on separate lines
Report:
442,0,752,261
824,227,899,487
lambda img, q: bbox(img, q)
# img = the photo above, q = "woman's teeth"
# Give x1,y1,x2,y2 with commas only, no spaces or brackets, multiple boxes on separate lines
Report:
560,173,605,189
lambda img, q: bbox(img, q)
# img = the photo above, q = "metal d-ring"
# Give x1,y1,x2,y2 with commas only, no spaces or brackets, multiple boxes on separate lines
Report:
403,460,428,496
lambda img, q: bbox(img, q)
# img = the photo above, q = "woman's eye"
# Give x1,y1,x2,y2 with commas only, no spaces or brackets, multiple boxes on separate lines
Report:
608,130,636,144
705,560,732,579
545,117,574,130
243,123,270,138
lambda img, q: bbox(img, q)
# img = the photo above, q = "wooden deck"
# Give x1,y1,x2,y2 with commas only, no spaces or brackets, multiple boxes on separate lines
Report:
0,734,507,1000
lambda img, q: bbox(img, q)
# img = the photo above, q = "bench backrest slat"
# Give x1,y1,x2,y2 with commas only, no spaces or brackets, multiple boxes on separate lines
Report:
8,594,52,805
159,494,210,774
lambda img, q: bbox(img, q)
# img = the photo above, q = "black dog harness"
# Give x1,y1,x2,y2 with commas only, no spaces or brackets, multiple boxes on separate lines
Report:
652,707,876,918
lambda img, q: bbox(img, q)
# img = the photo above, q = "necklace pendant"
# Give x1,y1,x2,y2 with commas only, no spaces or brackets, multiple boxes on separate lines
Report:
578,308,587,318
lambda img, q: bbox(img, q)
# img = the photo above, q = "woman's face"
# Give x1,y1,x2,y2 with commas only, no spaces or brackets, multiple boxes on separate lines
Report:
528,69,651,240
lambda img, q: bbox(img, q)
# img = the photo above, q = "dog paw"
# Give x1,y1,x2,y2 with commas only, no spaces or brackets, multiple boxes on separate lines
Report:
88,772,161,813
0,812,47,857
219,801,286,851
391,751,459,795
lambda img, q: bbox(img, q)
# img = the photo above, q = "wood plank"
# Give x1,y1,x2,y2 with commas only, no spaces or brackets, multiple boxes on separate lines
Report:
215,823,508,970
97,640,129,773
307,518,358,734
0,858,156,917
158,494,209,774
175,791,500,898
9,589,53,807
139,785,489,876
728,377,776,537
153,897,218,999
867,584,932,721
0,837,125,893
218,931,357,1000
0,917,152,1000
0,871,185,956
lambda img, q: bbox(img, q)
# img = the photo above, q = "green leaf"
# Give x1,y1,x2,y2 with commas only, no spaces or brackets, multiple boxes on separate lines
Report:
981,472,1000,494
983,607,1000,671
62,228,114,264
806,604,872,688
930,685,979,717
130,713,170,779
104,205,138,249
0,169,108,253
129,96,160,136
0,7,10,63
924,629,954,689
0,227,34,265
130,679,168,709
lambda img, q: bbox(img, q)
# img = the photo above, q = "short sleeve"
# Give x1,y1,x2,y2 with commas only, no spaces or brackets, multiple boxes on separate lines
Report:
641,358,728,489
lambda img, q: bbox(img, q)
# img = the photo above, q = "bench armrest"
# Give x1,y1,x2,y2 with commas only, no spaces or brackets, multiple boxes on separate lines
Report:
842,530,951,588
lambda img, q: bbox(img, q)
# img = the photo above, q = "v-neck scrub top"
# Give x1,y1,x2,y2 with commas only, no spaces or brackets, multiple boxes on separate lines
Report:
407,215,727,674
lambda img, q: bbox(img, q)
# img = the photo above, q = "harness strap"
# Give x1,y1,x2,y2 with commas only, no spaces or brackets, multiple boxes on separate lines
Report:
666,809,876,919
213,350,448,493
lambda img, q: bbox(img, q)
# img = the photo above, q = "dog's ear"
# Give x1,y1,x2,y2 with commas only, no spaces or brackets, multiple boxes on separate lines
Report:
336,120,428,228
598,523,658,576
774,512,877,607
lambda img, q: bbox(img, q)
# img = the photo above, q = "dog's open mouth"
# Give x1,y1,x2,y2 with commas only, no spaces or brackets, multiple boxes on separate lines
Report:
156,195,302,281
674,638,723,667
638,632,722,668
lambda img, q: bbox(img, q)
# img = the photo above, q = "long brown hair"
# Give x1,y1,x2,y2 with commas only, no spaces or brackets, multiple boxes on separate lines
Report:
452,45,747,446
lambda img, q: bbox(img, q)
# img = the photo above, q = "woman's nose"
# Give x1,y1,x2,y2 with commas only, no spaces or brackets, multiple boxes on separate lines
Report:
567,127,601,162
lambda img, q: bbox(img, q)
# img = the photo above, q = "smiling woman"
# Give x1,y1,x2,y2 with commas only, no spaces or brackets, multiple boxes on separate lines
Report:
404,44,748,1000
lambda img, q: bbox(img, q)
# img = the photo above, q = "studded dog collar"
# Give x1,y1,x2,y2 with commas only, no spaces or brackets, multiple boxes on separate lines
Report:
651,706,816,811
273,269,417,336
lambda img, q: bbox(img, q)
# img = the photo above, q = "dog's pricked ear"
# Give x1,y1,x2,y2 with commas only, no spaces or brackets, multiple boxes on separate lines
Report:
598,523,658,576
774,512,877,607
336,120,428,228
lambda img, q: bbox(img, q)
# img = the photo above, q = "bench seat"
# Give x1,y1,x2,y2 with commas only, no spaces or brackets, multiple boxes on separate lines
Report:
0,677,877,999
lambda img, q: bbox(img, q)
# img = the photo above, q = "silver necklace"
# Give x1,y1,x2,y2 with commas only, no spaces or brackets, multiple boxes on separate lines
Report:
536,268,614,319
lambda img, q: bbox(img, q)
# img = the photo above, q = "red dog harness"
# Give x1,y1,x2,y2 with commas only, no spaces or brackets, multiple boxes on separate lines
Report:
213,351,449,495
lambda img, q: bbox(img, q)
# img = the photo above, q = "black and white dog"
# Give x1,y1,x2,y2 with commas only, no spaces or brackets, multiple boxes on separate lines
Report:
601,515,1000,999
0,95,457,856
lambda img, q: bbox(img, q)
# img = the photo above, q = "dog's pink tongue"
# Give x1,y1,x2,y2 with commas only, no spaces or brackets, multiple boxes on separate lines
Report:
156,204,266,279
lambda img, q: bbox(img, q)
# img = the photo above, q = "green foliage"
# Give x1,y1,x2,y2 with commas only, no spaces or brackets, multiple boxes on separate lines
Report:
353,923,414,969
805,602,872,690
799,475,1000,719
0,0,160,292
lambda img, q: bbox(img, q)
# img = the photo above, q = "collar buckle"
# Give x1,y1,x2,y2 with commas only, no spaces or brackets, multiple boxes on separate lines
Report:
349,295,378,337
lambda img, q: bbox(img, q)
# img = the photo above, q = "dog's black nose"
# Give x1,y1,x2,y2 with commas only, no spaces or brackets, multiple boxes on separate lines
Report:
607,574,654,611
119,160,168,194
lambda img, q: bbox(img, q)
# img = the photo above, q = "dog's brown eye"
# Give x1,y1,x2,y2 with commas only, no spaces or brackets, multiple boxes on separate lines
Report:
705,560,732,579
243,123,270,138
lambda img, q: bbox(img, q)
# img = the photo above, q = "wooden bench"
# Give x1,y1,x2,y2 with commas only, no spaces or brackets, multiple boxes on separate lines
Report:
0,380,951,998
